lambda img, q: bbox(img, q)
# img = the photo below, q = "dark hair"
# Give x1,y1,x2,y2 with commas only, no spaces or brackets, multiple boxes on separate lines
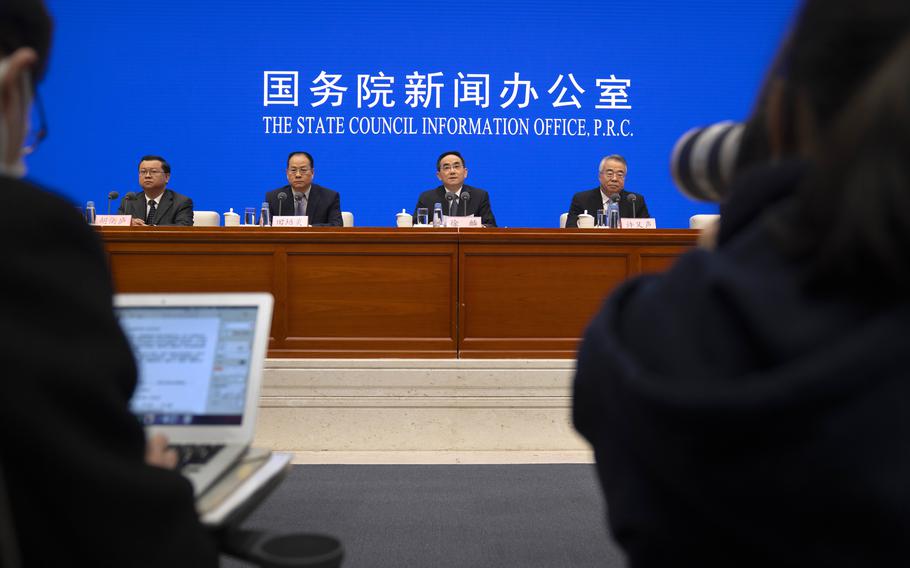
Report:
0,0,53,80
287,151,314,169
748,0,910,300
790,31,910,297
436,151,465,171
138,155,171,174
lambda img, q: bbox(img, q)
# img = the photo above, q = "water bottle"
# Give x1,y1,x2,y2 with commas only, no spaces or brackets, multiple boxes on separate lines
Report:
85,201,97,224
607,200,620,228
259,202,271,226
432,202,443,227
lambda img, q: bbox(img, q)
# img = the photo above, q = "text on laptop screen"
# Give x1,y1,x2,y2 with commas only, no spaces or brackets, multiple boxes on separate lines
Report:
116,306,259,426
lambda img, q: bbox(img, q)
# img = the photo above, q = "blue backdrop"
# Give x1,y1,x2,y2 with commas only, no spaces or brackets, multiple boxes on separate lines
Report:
29,0,798,228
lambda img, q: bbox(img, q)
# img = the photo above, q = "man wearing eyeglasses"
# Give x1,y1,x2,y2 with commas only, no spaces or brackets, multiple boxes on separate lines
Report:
414,151,497,227
117,155,194,226
565,154,650,228
264,151,343,226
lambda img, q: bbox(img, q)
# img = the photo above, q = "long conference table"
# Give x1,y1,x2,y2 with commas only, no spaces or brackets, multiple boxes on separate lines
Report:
99,226,697,358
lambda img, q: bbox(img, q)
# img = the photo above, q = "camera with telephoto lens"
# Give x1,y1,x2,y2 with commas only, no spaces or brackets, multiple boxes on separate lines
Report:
670,121,745,202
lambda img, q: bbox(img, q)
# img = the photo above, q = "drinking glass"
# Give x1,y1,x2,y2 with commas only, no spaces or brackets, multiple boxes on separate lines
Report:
416,207,429,226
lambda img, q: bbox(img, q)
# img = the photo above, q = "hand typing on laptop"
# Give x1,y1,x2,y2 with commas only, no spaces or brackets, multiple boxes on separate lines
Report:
145,433,179,469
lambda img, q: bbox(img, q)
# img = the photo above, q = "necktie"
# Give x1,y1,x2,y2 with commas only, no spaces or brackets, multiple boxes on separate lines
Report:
146,200,157,225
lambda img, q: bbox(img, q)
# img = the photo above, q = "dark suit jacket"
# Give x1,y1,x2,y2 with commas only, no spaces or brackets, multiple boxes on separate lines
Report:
414,185,497,227
265,183,342,226
566,188,650,228
117,188,194,226
0,175,217,566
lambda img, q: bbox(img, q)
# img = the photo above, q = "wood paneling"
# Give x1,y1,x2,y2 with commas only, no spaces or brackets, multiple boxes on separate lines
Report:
99,226,696,358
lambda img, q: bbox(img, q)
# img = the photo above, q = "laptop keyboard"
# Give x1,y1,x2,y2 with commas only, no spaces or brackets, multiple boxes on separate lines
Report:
169,444,225,470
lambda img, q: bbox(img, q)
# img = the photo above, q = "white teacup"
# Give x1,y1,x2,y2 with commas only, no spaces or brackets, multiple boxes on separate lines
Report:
223,209,240,226
577,213,595,228
396,213,413,228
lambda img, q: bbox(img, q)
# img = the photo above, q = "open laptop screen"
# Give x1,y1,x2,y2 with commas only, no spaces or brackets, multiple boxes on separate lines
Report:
116,305,259,426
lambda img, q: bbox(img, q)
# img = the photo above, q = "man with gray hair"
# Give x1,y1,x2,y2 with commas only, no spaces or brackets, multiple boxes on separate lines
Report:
565,154,650,227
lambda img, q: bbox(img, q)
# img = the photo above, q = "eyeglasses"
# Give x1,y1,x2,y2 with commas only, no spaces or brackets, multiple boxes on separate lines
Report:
139,169,164,176
440,164,464,172
288,167,312,175
600,170,625,179
23,86,47,156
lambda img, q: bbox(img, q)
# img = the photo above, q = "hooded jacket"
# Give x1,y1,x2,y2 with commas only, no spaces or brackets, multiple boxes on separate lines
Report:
573,161,910,568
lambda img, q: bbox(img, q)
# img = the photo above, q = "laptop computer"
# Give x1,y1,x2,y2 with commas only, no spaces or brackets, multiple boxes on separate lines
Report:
113,292,274,497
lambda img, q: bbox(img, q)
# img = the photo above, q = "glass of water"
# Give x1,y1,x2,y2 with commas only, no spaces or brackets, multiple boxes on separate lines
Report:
244,207,256,225
596,209,606,228
416,207,429,226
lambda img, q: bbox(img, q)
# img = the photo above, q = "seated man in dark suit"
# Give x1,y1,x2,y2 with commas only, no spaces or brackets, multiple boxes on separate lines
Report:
117,155,194,226
565,154,650,227
264,151,343,226
414,151,497,227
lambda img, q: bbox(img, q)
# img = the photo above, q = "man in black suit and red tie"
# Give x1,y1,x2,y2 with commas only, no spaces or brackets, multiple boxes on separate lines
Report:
117,155,194,226
565,154,650,228
264,151,343,226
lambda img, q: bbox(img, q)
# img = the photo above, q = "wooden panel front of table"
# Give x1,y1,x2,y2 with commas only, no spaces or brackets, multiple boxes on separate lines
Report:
100,227,696,358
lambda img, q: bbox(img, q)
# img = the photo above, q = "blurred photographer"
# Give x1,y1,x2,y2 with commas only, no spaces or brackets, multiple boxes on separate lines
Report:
573,1,910,566
0,1,217,565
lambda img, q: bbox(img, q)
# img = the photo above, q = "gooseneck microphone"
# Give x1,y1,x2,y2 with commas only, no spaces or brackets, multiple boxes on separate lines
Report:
460,191,471,216
107,191,119,215
294,194,303,216
277,192,287,216
446,192,456,217
626,194,637,218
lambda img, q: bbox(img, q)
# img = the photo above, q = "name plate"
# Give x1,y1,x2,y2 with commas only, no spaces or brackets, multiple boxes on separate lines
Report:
620,218,657,229
443,215,482,228
272,216,308,227
94,215,132,226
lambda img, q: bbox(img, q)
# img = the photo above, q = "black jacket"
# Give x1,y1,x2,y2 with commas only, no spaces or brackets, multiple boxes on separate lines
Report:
1,175,217,566
265,183,343,226
566,188,649,228
117,188,194,226
414,185,497,227
573,162,910,567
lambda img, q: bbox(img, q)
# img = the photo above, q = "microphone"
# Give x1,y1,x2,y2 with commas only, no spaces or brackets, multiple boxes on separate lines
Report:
460,191,471,216
626,194,637,218
107,191,119,215
277,192,287,216
294,194,303,216
445,192,456,217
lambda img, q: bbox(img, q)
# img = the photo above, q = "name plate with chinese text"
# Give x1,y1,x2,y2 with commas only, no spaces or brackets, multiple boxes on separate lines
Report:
272,216,308,227
621,218,657,229
94,215,132,226
443,215,482,228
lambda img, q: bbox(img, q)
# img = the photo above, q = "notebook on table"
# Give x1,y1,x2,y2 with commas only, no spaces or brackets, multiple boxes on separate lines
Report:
113,292,274,498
